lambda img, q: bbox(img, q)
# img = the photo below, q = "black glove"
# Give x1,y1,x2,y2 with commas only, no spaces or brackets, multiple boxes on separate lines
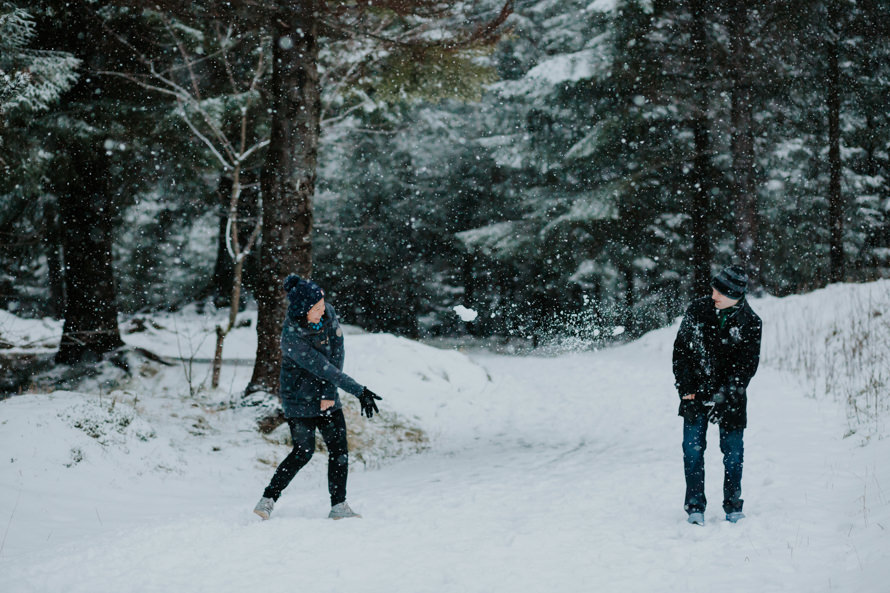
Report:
358,387,382,419
707,403,726,425
708,385,728,424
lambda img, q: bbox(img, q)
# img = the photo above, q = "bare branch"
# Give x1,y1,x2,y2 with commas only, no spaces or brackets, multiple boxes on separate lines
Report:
239,209,263,262
176,98,234,170
224,212,237,260
159,13,202,100
321,94,375,127
238,42,267,156
237,139,270,163
215,22,240,96
94,70,185,99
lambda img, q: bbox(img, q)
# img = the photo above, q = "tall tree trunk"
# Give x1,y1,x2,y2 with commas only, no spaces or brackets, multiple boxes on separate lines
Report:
210,175,235,305
689,0,712,296
247,2,320,394
43,197,66,319
55,140,124,364
858,109,878,279
623,262,634,333
691,120,712,294
827,24,845,283
728,0,759,279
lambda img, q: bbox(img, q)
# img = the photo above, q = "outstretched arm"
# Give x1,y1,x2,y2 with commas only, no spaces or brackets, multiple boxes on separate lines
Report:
282,325,364,397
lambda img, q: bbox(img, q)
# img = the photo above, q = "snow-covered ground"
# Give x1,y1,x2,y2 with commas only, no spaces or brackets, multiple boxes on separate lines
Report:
1,282,889,592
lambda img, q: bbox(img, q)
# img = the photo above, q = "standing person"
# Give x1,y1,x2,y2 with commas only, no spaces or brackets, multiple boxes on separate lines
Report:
253,275,383,520
672,265,762,526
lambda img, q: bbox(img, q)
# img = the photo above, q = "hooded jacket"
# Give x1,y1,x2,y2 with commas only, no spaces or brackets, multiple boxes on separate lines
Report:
279,302,364,418
672,296,762,430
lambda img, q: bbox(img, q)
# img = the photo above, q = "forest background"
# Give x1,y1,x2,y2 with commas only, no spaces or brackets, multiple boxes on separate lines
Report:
2,0,889,395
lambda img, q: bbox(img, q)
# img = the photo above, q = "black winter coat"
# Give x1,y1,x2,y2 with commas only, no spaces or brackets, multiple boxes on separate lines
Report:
279,303,364,418
672,296,762,430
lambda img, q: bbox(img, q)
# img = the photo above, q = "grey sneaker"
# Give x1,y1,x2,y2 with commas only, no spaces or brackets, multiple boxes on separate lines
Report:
687,512,705,526
726,512,745,523
328,502,361,520
253,496,274,520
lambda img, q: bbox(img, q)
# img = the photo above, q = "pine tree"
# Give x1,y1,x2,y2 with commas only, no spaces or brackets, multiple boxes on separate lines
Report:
755,0,890,290
135,0,514,399
0,6,80,316
0,6,79,116
246,0,514,393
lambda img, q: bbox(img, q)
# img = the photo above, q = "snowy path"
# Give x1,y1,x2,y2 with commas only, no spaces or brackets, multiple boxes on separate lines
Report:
1,332,887,592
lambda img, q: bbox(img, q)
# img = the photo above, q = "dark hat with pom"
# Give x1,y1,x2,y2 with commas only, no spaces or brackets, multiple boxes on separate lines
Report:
711,265,748,300
283,275,324,319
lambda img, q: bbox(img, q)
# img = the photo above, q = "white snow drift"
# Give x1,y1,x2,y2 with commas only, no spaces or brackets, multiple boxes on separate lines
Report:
1,281,889,593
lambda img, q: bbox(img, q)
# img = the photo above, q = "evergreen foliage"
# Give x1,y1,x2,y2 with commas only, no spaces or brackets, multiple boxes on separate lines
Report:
0,6,79,115
1,0,889,349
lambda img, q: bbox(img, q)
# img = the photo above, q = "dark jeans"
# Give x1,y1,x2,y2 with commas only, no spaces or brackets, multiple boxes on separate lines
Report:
263,409,349,506
682,414,744,514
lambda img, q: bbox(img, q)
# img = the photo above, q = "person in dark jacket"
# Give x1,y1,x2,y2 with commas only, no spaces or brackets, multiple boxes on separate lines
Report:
672,265,762,526
253,275,382,521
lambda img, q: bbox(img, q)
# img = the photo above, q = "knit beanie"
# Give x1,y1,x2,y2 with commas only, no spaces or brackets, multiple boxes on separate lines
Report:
283,275,325,319
711,265,748,300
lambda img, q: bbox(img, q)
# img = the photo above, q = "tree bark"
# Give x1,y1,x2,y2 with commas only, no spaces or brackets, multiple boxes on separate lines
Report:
247,2,320,394
623,263,634,333
210,175,235,305
43,197,66,319
689,0,712,296
827,23,844,283
55,140,124,364
728,0,760,278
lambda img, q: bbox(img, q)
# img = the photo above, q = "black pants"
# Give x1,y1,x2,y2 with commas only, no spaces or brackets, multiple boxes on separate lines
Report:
263,409,348,506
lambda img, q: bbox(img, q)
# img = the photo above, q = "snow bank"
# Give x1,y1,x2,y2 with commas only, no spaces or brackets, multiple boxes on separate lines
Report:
756,281,890,439
345,332,493,448
2,392,156,472
1,281,889,593
0,309,61,353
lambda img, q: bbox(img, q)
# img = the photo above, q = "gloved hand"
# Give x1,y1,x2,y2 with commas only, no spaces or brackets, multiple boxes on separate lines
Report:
358,387,382,419
708,385,727,425
708,403,725,425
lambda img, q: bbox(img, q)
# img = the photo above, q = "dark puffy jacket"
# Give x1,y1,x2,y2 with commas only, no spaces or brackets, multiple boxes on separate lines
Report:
279,302,364,418
672,296,762,430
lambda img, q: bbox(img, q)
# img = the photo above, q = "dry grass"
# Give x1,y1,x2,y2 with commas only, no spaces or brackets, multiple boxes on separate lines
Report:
762,283,890,440
259,397,429,468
